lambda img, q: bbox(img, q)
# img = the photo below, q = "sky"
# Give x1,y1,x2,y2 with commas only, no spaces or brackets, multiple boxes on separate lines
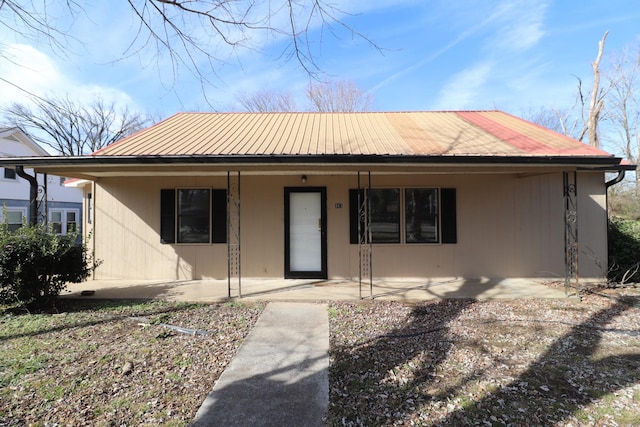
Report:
1,0,639,131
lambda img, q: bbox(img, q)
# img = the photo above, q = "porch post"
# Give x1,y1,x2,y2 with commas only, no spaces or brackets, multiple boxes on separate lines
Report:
227,171,241,298
357,171,373,299
563,171,579,292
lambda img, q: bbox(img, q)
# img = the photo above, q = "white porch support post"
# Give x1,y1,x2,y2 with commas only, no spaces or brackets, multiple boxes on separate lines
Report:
227,171,241,298
563,171,579,292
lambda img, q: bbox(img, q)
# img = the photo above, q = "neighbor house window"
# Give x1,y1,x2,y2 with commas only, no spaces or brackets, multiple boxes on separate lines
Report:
3,167,16,180
350,187,457,244
160,188,227,244
49,209,78,235
1,208,26,232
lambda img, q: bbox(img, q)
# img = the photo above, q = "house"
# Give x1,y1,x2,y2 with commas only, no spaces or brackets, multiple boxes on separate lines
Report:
0,127,82,234
0,112,632,290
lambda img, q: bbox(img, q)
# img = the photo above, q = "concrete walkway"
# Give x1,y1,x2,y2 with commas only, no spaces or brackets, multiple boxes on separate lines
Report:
191,302,329,426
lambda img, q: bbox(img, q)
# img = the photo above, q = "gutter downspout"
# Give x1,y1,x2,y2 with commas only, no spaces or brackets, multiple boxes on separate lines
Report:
605,170,625,188
15,166,39,226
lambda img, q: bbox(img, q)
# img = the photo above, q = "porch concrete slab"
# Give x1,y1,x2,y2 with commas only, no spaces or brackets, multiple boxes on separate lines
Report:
191,302,329,426
62,277,571,302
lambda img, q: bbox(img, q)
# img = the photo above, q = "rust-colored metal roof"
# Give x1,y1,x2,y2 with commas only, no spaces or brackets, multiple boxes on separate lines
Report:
94,111,615,158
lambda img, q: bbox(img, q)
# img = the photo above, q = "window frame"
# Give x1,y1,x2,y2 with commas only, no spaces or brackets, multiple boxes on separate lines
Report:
350,187,457,245
49,208,79,235
3,167,17,180
177,188,212,244
160,188,227,245
1,207,26,232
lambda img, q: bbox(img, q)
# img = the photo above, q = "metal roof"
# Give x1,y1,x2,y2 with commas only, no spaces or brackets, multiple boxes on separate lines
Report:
94,111,614,158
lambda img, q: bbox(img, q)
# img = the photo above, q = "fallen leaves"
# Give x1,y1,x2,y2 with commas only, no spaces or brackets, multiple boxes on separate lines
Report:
328,290,640,426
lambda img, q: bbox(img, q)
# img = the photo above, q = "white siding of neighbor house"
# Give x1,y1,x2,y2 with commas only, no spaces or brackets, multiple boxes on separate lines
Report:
84,170,607,282
0,131,83,225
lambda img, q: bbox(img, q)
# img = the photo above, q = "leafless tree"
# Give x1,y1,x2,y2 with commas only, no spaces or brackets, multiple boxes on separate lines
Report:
306,79,374,112
2,96,151,155
524,32,610,146
0,0,378,88
604,43,640,187
236,79,374,112
238,89,297,112
583,31,609,148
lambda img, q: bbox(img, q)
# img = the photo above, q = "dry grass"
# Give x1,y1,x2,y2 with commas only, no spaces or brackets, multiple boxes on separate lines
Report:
328,289,640,426
0,300,265,426
1,288,639,426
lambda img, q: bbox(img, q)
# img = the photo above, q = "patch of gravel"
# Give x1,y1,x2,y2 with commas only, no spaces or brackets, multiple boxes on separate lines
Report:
328,289,640,426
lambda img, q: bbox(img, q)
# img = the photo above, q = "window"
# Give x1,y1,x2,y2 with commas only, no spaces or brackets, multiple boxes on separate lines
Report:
160,188,227,244
49,209,79,235
3,167,16,180
405,189,438,243
350,187,457,244
1,208,26,232
370,188,400,243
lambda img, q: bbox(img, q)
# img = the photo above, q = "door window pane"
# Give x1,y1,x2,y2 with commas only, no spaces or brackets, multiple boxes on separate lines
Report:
369,189,400,243
405,188,439,243
178,189,210,243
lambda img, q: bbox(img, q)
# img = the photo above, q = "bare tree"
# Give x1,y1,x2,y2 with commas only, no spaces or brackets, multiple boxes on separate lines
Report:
584,31,609,148
605,43,640,187
524,32,610,146
2,96,151,156
0,1,378,88
306,80,374,112
236,79,374,112
238,89,297,112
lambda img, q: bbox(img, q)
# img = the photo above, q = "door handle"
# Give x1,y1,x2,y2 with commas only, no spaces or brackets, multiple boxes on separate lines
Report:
318,218,321,230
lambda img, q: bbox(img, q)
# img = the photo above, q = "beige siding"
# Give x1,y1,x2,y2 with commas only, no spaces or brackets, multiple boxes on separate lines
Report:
89,171,607,281
576,171,608,278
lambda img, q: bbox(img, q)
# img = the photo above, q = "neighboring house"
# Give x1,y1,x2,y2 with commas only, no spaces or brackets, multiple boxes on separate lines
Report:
0,127,82,234
0,112,632,287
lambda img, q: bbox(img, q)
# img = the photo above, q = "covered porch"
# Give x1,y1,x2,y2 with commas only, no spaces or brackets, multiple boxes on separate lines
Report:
62,277,572,302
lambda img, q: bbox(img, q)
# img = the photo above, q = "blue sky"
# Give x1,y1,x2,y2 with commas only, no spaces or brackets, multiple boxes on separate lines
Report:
1,0,639,123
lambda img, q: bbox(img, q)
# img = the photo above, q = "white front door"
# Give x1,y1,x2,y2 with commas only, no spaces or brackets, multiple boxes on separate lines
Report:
285,188,327,279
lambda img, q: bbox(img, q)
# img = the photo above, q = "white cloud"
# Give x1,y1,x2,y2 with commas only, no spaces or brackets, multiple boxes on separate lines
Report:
0,43,140,112
433,62,493,110
489,1,547,53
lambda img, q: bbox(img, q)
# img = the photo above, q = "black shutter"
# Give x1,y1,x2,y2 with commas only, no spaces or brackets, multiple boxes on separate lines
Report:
349,189,365,244
441,188,457,244
211,189,227,243
160,189,175,244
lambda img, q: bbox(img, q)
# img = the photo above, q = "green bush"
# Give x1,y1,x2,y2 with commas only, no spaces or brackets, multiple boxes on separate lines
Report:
608,218,640,284
0,223,97,310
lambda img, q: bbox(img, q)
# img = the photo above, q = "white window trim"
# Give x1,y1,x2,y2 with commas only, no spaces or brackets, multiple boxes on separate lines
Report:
49,208,79,235
2,167,17,181
1,207,27,230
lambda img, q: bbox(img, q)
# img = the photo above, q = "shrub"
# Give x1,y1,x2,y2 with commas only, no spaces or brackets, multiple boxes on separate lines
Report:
608,218,640,284
0,223,98,310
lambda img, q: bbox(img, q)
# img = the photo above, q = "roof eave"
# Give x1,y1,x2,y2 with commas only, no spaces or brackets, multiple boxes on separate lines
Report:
0,154,630,168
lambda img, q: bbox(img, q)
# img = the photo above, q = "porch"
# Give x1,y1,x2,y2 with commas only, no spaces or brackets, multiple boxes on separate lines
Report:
62,277,573,302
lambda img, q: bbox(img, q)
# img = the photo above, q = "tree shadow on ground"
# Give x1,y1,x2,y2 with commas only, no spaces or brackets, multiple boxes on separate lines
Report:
0,299,203,342
438,297,640,426
191,355,328,427
329,284,640,426
329,289,477,423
